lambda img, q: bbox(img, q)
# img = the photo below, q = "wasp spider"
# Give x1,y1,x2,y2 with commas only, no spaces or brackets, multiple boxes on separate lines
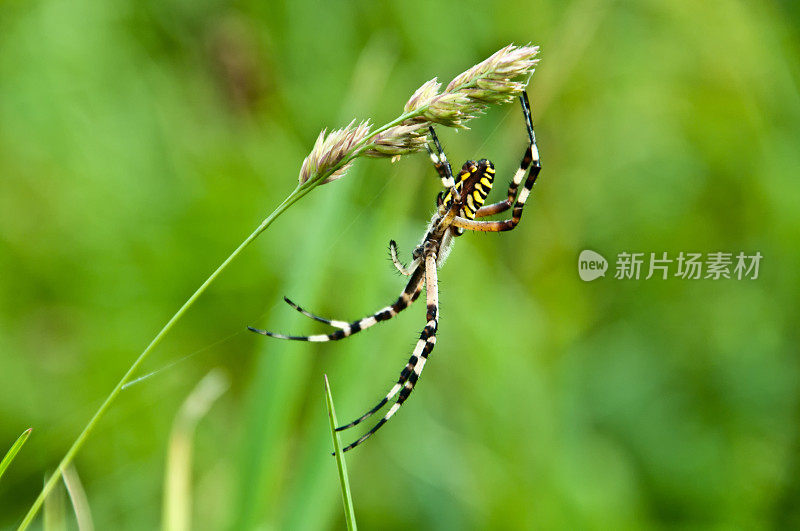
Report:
250,92,542,453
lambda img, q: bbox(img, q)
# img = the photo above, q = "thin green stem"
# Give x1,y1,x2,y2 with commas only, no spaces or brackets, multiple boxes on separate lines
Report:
19,184,308,530
324,375,357,530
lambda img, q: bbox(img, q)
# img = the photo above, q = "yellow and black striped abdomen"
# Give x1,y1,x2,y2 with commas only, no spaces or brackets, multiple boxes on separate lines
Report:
442,159,495,219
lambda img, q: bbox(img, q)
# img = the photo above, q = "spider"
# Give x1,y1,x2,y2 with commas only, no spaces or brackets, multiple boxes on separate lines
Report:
249,91,541,453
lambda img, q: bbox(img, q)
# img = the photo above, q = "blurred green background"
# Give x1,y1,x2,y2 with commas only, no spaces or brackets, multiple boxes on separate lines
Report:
1,0,799,528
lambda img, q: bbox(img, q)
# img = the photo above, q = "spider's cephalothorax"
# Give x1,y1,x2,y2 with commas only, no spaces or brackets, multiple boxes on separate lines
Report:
249,92,542,453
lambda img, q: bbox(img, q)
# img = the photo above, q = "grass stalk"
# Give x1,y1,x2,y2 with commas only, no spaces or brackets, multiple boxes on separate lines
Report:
324,375,357,531
62,465,94,531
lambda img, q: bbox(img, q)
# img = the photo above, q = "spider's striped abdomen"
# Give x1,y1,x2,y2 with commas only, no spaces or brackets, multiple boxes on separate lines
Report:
442,159,496,219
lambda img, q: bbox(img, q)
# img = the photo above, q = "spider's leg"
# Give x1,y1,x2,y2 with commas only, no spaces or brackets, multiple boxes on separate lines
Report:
333,268,426,431
337,251,439,453
249,265,425,342
334,378,404,432
455,92,541,231
474,91,539,219
425,126,455,189
388,240,418,276
282,296,350,328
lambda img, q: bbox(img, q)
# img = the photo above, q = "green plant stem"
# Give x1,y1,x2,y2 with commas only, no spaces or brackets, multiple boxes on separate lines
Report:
324,375,357,530
19,184,312,530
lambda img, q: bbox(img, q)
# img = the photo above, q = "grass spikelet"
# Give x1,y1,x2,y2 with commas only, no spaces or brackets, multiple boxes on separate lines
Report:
299,120,373,185
403,78,442,113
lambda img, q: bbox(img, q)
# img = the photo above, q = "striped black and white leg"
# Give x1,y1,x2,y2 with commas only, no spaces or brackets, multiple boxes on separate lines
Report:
426,126,464,213
453,92,541,233
426,126,455,189
248,265,425,342
336,250,440,453
472,91,539,220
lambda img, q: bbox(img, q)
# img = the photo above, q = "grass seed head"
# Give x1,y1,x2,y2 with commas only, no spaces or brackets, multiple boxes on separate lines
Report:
298,120,372,185
299,43,539,184
446,44,539,96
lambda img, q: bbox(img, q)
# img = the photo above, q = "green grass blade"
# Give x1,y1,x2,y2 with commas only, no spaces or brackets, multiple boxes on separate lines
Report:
163,369,229,531
323,375,357,531
0,428,32,482
62,465,94,531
